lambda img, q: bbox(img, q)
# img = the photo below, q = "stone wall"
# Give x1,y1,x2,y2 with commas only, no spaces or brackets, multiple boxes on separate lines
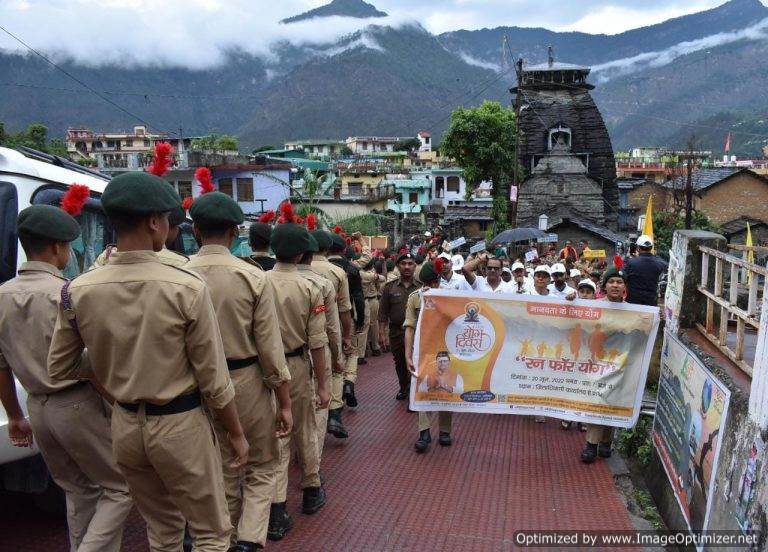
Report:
695,173,768,226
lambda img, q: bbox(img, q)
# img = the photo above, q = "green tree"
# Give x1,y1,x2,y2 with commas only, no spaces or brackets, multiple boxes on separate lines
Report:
190,134,239,152
215,135,238,151
253,144,276,153
394,138,420,152
441,101,519,229
653,210,720,255
26,124,48,151
339,145,353,157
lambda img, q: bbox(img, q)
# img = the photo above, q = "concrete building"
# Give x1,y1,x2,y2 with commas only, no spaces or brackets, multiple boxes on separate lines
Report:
283,139,347,158
345,136,411,155
385,176,431,215
417,131,431,152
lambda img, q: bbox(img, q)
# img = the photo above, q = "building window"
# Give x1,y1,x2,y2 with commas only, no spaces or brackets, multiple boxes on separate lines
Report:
435,177,444,198
479,221,490,231
447,176,460,193
218,178,233,197
236,178,254,202
177,180,192,199
409,192,419,204
125,139,133,147
347,183,363,196
362,142,368,151
143,139,150,147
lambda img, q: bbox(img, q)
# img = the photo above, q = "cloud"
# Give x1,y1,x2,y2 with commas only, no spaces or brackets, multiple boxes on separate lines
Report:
592,16,768,80
458,51,500,71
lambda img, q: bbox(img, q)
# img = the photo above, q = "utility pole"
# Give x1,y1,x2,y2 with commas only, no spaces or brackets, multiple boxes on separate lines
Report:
684,136,696,229
508,55,523,227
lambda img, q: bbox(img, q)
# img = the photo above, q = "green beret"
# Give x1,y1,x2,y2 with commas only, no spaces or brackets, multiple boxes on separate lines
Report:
396,252,415,264
17,205,80,242
189,192,244,226
102,172,181,216
307,234,319,254
329,233,346,252
270,223,310,258
310,230,332,251
419,261,440,283
169,205,186,227
250,222,272,245
601,267,627,289
386,260,395,271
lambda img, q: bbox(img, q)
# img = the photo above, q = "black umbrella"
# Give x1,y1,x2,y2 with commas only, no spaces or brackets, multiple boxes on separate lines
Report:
490,227,548,245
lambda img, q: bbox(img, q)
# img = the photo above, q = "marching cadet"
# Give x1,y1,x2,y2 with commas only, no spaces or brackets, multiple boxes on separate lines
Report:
249,211,276,271
359,255,386,362
378,253,419,401
185,192,293,552
265,209,330,540
404,259,454,452
0,204,132,552
311,230,354,437
366,259,387,357
48,171,248,552
581,266,627,464
297,224,344,462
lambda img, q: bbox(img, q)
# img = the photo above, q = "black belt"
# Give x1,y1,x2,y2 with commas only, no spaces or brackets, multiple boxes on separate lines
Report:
285,347,304,358
365,296,378,301
118,390,201,416
227,356,258,371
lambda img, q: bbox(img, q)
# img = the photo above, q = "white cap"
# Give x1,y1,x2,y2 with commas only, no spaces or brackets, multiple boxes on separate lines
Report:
502,267,511,274
451,254,464,271
534,265,551,276
570,268,581,278
511,262,525,272
637,234,653,248
550,263,566,275
438,252,451,261
424,231,432,238
577,279,597,292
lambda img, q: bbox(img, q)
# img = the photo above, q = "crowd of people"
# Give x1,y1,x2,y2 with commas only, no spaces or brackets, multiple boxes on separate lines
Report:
0,158,667,551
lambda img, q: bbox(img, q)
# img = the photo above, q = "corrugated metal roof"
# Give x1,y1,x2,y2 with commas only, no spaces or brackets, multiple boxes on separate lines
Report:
663,167,755,192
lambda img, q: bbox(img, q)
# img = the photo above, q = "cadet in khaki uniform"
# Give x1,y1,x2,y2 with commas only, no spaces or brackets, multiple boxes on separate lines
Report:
265,220,330,540
185,193,293,552
48,172,248,552
403,260,454,453
365,259,386,357
298,233,344,459
92,203,190,268
0,205,132,552
358,257,385,360
310,230,353,438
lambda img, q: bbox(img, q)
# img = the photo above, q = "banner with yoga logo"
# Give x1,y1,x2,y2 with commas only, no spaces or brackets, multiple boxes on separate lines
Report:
411,289,660,427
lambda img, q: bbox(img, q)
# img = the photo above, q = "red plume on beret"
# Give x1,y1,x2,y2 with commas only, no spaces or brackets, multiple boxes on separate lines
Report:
258,210,275,224
345,237,352,245
294,216,304,225
278,201,296,224
195,167,215,194
181,197,194,211
147,142,174,177
434,257,445,274
613,254,624,270
333,225,343,234
306,213,317,231
60,184,90,216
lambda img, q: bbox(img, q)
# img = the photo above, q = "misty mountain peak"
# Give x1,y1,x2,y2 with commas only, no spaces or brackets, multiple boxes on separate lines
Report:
281,0,388,24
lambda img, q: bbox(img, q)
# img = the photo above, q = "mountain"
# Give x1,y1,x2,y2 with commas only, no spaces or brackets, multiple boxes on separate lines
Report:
1,0,768,156
663,111,768,157
281,0,387,24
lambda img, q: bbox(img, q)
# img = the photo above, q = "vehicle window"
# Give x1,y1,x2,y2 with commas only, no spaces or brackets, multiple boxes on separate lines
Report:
31,186,111,278
0,182,19,283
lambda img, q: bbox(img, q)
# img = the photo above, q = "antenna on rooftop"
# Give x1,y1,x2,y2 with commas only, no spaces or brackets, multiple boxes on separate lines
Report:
548,45,554,68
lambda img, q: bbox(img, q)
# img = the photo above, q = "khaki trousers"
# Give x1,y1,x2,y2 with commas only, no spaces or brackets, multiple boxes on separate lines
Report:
212,366,278,546
367,297,380,353
274,355,321,503
330,371,344,410
27,383,132,552
315,346,332,461
111,404,231,552
417,411,453,433
355,300,372,358
586,424,614,445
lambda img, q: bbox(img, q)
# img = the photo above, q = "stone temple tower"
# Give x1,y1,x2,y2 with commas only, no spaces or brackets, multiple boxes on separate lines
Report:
511,50,618,229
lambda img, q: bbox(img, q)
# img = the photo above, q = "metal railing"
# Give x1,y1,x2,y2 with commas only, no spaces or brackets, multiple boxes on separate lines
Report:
696,245,766,376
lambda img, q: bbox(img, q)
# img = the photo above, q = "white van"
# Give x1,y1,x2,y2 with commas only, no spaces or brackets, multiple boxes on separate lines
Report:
0,146,196,508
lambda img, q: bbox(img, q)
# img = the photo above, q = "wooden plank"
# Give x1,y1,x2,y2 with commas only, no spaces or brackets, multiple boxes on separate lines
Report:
719,305,729,344
695,323,754,377
701,252,710,288
748,275,759,316
697,286,760,329
699,245,768,276
728,244,768,254
706,296,714,334
730,264,739,303
714,257,724,297
736,318,745,360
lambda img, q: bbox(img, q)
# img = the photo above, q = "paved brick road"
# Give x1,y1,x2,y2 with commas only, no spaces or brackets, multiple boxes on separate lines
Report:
1,353,636,551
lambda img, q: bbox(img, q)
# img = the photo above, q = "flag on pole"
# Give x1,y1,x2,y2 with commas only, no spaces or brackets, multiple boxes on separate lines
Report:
642,196,654,252
746,222,755,285
725,132,732,154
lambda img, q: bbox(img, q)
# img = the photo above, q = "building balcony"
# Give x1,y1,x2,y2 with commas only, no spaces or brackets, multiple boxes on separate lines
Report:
302,184,396,204
386,200,422,213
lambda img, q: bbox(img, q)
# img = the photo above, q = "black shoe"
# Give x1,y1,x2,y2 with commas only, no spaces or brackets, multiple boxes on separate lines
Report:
372,349,382,357
302,486,327,514
580,443,598,464
598,442,612,458
343,381,358,408
326,408,349,438
358,358,367,365
267,503,293,541
561,421,572,430
228,541,262,552
395,390,407,401
438,432,452,446
414,429,431,453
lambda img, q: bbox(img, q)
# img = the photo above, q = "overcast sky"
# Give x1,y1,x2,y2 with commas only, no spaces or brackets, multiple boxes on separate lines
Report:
0,0,751,67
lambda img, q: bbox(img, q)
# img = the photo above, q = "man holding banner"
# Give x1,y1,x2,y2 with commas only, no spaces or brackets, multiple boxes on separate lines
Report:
404,258,455,453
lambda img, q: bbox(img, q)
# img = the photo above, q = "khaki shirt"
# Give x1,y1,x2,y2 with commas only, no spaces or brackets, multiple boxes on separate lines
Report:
379,278,420,339
92,245,189,269
0,262,81,395
298,265,342,370
361,268,383,298
386,271,398,284
311,254,352,313
48,251,234,409
265,263,328,353
403,288,424,330
185,245,290,389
